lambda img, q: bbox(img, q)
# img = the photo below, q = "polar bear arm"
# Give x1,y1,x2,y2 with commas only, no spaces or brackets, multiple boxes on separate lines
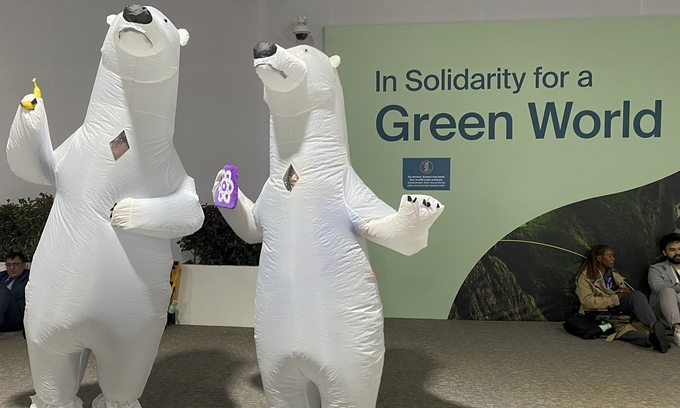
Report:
217,189,263,244
343,167,444,256
7,99,56,186
112,175,204,239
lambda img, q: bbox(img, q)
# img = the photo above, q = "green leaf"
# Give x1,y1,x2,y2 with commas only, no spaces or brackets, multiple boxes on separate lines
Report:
177,204,261,265
0,194,54,260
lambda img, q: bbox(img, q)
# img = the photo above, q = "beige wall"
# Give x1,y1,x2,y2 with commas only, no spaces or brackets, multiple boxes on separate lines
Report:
2,0,679,204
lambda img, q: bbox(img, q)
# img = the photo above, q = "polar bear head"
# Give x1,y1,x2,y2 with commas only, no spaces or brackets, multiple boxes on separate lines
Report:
101,5,189,83
254,43,341,117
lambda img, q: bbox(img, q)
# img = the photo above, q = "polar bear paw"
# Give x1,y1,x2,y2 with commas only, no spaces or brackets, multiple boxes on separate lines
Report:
29,394,83,408
110,197,134,229
92,394,141,408
18,94,47,130
398,194,444,224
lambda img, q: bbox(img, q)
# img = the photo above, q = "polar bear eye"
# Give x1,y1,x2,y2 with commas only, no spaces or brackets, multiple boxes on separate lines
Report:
304,48,308,52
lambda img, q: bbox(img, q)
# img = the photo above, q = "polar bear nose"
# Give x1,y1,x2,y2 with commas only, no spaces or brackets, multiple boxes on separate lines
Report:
254,42,277,59
123,4,153,24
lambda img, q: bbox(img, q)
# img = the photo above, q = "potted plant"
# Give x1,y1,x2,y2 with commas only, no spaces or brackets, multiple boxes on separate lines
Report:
177,204,261,266
175,204,261,327
0,193,54,260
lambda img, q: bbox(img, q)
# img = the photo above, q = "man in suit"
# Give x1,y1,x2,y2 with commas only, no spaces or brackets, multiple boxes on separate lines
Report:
0,251,29,332
649,233,680,347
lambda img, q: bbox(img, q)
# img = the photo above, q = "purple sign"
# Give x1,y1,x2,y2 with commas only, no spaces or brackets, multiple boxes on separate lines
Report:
213,165,238,209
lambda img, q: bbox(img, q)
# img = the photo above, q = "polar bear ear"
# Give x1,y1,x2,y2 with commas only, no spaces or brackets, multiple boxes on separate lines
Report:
106,14,116,26
329,55,341,68
178,28,190,46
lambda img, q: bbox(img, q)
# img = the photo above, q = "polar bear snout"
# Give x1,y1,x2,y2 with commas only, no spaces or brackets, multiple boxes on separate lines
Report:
254,43,307,93
254,42,277,59
123,4,152,24
103,5,186,82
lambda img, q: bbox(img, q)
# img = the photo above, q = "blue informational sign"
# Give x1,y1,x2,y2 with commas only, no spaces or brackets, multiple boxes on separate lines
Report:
402,158,450,190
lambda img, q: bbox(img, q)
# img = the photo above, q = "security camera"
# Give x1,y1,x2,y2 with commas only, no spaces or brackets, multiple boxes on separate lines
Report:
293,16,310,41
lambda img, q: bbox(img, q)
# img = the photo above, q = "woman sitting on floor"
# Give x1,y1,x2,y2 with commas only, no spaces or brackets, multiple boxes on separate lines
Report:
575,244,670,353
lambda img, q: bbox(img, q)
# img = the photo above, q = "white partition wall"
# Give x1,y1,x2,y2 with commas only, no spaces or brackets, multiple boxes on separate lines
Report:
176,265,258,328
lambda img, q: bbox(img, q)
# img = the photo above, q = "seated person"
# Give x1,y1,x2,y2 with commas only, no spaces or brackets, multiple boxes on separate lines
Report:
648,232,680,347
575,245,669,353
0,251,29,332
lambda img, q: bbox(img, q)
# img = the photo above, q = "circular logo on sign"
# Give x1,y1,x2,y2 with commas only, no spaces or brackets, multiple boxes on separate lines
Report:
420,160,434,174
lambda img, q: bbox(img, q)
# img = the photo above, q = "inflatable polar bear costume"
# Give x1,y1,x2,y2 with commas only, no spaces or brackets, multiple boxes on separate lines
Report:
7,5,202,408
215,42,444,407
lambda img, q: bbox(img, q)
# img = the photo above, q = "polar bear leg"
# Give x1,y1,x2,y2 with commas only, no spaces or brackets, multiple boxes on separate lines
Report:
260,351,383,408
261,361,317,408
90,318,165,408
309,355,383,408
27,339,90,408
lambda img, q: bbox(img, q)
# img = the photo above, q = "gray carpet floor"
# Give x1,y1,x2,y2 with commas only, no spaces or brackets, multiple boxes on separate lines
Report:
1,319,678,407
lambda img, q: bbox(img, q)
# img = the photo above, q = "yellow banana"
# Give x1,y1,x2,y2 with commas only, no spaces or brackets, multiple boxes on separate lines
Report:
32,78,41,98
19,78,41,110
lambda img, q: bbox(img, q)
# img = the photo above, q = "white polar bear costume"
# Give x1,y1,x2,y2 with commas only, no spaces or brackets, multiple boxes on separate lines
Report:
215,43,444,408
6,5,203,408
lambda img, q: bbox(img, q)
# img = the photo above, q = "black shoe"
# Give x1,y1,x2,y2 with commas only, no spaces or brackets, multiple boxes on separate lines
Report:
650,323,670,353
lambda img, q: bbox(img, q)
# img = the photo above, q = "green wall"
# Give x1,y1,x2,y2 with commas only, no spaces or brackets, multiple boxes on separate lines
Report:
325,16,680,318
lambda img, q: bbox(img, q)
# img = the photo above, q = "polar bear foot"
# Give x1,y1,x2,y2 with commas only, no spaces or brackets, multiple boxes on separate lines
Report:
30,394,83,408
92,394,141,408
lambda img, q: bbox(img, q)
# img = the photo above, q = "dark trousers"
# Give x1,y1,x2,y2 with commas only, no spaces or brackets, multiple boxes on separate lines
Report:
0,287,23,332
610,290,656,347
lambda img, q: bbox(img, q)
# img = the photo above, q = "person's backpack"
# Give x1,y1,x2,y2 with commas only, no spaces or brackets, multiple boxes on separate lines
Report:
563,314,614,339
